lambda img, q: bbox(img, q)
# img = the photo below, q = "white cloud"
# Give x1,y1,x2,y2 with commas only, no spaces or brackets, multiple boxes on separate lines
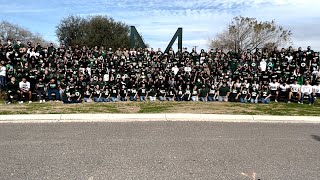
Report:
1,0,319,51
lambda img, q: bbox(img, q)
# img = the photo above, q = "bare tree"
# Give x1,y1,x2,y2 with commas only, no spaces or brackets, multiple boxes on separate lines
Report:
0,21,51,46
209,16,292,52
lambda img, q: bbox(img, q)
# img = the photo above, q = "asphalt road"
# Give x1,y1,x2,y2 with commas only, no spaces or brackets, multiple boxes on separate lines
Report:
0,122,320,180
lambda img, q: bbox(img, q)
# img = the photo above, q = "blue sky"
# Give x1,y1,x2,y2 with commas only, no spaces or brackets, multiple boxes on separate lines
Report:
0,0,319,51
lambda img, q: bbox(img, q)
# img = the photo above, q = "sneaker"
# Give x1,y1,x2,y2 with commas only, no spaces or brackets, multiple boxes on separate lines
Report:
19,101,23,104
298,101,301,104
55,100,59,102
309,103,312,105
6,102,11,105
287,101,291,103
43,100,46,103
275,99,278,103
39,100,43,103
301,102,303,104
29,101,32,104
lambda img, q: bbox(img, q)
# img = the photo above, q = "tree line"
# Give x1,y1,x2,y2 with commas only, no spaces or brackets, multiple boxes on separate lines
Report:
0,15,292,52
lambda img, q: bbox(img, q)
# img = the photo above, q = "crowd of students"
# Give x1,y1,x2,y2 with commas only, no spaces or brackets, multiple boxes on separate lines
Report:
0,39,319,105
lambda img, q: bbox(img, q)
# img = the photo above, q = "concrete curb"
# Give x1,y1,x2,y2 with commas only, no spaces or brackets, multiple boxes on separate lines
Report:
0,114,319,123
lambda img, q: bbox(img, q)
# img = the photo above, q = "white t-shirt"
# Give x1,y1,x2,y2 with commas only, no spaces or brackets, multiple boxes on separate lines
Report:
0,66,6,76
269,82,279,91
260,61,267,71
290,84,301,93
184,67,191,73
313,85,320,94
172,66,179,75
19,81,30,91
301,85,313,94
279,84,290,92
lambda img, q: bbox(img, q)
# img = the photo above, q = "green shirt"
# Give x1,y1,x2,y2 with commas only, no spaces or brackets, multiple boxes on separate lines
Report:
219,86,230,96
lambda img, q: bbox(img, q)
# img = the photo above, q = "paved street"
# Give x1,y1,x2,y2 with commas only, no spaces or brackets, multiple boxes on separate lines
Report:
0,122,320,180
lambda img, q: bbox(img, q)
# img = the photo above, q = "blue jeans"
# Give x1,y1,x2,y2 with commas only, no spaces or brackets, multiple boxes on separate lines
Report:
94,97,102,102
159,96,165,101
176,96,183,101
250,97,258,103
120,97,127,101
301,93,313,104
83,97,91,102
48,89,60,100
199,97,206,101
207,96,215,101
130,96,137,101
140,96,146,101
261,97,270,104
167,97,174,101
63,99,82,104
110,96,118,102
0,76,6,89
240,97,247,103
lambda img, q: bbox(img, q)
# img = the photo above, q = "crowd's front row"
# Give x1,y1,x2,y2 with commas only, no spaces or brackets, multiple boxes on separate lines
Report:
4,77,320,105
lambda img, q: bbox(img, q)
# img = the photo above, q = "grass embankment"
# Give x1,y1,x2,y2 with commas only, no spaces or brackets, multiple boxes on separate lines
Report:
0,101,319,116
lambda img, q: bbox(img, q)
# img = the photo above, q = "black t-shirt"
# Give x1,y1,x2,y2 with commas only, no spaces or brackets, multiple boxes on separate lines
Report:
48,82,58,90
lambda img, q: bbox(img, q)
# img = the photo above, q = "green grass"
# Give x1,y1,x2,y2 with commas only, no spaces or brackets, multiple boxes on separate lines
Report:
1,101,320,116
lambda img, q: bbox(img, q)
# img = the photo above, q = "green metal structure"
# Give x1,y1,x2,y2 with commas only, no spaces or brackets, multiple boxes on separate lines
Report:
130,26,183,51
130,26,147,49
164,28,183,53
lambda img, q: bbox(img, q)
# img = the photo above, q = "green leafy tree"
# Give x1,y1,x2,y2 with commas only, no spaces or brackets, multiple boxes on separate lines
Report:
56,15,130,49
209,16,292,52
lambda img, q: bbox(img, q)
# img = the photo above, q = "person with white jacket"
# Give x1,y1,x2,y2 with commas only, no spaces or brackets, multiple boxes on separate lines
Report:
300,80,313,104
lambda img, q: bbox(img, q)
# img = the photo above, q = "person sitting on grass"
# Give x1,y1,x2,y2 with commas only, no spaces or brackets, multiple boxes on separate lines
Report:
6,77,19,104
47,78,60,102
290,80,301,103
313,82,320,103
301,80,314,105
19,77,32,104
35,78,46,103
199,84,208,102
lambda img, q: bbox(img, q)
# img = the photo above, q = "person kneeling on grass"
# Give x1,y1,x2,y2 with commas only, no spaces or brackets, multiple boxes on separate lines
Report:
83,85,93,102
250,86,260,103
260,85,271,104
158,85,166,101
92,85,104,102
62,86,82,104
167,87,175,101
147,85,157,102
110,86,119,102
217,83,230,102
199,84,208,102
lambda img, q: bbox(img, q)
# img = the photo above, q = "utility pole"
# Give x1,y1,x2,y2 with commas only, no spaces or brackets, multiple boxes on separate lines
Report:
193,46,198,53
